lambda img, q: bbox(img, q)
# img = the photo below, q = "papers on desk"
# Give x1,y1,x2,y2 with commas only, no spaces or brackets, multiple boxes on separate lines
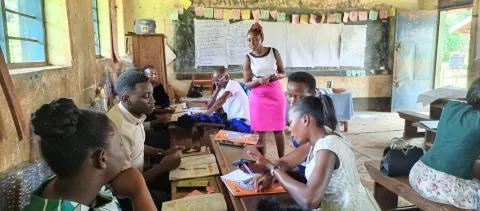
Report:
161,193,227,211
214,130,259,145
414,120,439,130
220,169,286,196
169,154,220,180
417,87,467,106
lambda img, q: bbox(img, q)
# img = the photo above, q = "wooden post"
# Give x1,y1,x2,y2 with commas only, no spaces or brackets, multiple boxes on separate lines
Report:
0,49,26,140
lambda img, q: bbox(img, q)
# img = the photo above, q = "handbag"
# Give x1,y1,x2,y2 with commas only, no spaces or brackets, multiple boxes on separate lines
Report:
380,138,424,176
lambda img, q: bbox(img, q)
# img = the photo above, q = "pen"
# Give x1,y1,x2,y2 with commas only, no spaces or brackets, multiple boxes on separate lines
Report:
242,163,256,184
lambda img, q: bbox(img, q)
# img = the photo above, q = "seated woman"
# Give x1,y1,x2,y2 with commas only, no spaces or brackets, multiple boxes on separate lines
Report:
246,96,380,210
24,98,156,211
409,78,480,209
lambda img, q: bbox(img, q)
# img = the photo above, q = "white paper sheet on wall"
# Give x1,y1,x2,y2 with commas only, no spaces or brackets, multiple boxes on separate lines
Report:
339,24,367,67
194,19,229,67
286,24,314,67
312,24,342,67
226,20,255,65
165,43,176,64
261,21,288,64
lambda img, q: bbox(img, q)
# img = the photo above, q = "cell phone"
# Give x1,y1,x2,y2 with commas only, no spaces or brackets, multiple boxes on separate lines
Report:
219,140,245,148
231,158,255,167
176,180,209,188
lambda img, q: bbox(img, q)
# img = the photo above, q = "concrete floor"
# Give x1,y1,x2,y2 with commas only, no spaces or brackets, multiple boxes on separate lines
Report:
263,111,416,194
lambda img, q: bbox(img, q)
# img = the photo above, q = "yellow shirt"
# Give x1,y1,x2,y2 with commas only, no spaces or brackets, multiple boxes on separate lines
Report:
107,103,146,171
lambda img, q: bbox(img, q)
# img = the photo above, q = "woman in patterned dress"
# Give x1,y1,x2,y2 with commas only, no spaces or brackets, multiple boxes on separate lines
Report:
23,98,156,211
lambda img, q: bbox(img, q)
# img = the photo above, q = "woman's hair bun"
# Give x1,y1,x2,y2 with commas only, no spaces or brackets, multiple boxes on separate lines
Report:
250,22,263,32
32,98,80,138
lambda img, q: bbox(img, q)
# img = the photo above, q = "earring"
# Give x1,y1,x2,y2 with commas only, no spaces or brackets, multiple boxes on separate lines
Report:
101,163,107,168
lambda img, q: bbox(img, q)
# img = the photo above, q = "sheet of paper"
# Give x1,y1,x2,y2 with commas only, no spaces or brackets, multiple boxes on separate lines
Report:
204,8,214,18
241,9,251,20
327,13,336,23
214,8,223,19
161,193,227,211
313,24,341,67
300,15,309,24
277,12,286,22
261,21,287,63
169,9,179,21
379,9,388,19
180,0,191,9
270,10,278,19
232,9,241,20
195,6,204,17
252,10,260,20
349,11,359,21
165,43,176,64
260,10,270,20
226,20,255,65
194,19,228,67
335,13,342,23
221,169,253,182
417,87,467,106
175,4,184,15
291,14,300,24
339,25,367,67
286,24,314,67
389,7,396,17
223,9,233,20
309,14,317,24
169,154,220,180
343,12,349,23
369,10,378,20
417,121,439,130
359,11,368,21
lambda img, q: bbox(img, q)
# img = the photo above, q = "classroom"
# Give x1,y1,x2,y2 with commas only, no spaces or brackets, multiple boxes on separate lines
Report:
0,0,479,210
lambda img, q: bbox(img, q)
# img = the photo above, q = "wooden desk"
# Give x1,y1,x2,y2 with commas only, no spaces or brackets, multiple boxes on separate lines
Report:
170,176,224,199
209,136,298,211
413,121,437,151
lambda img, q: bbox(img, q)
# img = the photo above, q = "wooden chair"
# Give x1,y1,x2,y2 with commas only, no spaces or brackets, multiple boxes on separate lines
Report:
192,73,214,93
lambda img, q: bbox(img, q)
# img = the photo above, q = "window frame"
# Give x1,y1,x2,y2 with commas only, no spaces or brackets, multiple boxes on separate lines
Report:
0,0,48,69
92,0,101,57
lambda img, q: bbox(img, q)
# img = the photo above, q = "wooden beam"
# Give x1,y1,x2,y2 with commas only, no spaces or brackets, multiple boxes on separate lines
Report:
0,49,26,140
109,0,120,63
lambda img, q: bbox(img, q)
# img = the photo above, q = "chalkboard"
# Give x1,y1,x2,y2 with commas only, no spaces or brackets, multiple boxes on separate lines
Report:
174,8,389,74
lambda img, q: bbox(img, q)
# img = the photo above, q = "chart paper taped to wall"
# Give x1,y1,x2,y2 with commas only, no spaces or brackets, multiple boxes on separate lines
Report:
340,24,367,67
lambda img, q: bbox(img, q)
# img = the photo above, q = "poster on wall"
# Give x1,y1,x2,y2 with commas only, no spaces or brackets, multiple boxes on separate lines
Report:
194,19,229,67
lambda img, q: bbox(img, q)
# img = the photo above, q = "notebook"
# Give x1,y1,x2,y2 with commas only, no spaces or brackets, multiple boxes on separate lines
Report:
220,169,286,196
161,193,227,211
169,154,220,180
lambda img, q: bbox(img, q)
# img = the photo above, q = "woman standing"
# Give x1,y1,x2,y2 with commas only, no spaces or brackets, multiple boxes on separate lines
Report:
243,22,287,157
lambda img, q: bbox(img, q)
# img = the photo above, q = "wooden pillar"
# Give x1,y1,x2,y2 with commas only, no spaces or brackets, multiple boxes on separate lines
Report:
65,0,97,105
468,0,480,86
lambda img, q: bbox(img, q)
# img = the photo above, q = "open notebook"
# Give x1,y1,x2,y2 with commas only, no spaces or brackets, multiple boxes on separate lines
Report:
169,154,220,180
161,193,227,211
214,130,260,145
220,169,286,197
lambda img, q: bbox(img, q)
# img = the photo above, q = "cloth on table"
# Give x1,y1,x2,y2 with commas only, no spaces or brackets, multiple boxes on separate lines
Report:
326,91,353,121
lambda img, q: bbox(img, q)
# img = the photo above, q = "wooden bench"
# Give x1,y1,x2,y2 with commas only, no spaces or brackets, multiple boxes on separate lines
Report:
397,111,432,138
365,160,466,211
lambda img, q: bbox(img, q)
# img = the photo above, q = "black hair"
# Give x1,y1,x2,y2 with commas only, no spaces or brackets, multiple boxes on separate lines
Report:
288,72,316,92
31,98,112,178
248,22,264,41
291,95,338,131
216,66,227,73
115,69,150,97
467,78,480,109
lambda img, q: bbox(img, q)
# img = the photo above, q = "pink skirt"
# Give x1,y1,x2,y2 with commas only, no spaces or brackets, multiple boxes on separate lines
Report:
249,80,286,132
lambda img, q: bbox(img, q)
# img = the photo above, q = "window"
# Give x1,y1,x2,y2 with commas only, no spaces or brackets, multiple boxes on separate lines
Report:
0,0,47,68
92,0,100,56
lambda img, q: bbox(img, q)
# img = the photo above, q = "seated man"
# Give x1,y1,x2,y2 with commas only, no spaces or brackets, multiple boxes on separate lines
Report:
24,98,155,211
107,70,182,210
409,78,480,209
206,66,250,128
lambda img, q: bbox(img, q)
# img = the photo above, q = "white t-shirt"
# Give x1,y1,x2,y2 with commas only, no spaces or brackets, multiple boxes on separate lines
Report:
217,80,250,123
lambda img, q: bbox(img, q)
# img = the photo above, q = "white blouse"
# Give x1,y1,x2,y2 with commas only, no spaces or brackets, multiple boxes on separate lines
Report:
247,47,277,79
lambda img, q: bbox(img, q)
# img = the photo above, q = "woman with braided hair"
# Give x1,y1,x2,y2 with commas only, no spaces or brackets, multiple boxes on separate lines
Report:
24,98,156,211
243,22,287,157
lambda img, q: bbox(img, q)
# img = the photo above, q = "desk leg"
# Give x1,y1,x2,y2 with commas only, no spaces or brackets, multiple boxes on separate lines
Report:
343,121,348,132
374,182,398,211
403,120,417,138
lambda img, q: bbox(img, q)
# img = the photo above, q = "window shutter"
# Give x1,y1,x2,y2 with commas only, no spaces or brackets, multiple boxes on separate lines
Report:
439,0,473,9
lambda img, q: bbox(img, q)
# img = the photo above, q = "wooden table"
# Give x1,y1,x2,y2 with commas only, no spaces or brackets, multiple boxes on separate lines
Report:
170,176,225,199
209,135,297,211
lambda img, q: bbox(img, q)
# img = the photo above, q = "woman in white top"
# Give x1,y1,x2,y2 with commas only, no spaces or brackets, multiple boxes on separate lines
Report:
246,96,380,211
243,22,287,157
